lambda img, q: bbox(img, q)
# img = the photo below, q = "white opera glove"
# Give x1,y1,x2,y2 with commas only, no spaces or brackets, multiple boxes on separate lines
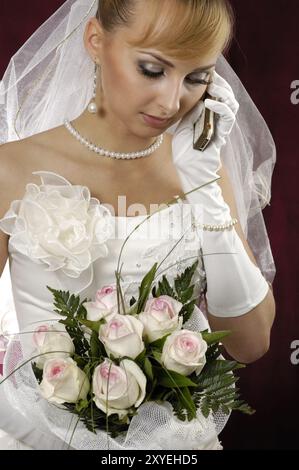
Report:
173,71,269,317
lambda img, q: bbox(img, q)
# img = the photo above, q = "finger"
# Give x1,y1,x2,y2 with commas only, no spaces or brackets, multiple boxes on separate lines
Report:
204,98,236,121
211,70,234,94
204,98,236,135
207,82,239,115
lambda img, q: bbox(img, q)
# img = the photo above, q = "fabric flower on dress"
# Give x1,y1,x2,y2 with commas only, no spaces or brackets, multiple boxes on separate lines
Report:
0,171,114,278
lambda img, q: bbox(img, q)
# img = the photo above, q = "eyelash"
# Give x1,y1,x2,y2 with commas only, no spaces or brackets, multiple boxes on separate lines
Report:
138,64,211,86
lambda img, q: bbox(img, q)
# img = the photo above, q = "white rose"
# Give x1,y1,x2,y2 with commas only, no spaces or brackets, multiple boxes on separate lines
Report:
6,175,113,278
161,329,207,376
92,358,146,418
99,314,144,359
40,357,90,404
83,285,119,322
33,323,75,369
138,295,183,343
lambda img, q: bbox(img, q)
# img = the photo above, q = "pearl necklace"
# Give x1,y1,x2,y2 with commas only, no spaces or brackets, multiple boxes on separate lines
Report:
63,119,164,160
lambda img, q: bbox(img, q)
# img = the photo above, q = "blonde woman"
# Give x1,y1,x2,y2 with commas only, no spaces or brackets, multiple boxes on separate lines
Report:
0,0,276,450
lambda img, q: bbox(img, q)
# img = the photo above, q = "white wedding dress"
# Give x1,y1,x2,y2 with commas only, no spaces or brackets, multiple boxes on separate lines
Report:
0,171,223,450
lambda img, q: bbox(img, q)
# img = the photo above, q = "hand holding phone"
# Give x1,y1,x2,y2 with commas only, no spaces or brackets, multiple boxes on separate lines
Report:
193,92,219,151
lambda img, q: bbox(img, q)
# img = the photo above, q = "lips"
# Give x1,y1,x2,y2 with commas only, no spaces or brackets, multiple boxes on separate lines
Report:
141,113,172,128
145,113,170,122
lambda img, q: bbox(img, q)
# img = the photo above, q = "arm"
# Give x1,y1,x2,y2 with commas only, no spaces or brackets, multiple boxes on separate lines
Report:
0,232,8,278
0,145,12,277
206,161,276,364
0,144,69,449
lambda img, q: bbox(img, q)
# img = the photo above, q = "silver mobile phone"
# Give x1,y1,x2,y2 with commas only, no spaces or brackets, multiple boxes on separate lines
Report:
193,92,217,151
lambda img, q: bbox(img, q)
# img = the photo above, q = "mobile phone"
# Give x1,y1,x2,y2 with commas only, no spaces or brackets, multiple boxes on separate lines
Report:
193,92,217,151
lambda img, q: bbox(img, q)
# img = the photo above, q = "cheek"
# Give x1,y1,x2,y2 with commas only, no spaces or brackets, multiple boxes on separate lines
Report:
189,86,207,104
101,54,141,103
182,86,207,113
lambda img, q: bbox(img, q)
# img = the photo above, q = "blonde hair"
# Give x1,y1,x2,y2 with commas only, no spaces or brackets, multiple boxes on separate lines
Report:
97,0,235,60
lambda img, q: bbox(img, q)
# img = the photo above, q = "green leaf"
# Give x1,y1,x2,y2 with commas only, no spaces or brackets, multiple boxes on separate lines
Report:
179,285,195,304
69,294,80,315
179,299,196,323
205,343,222,361
234,403,255,415
136,263,158,314
156,369,198,388
156,275,177,298
59,318,74,328
191,358,255,419
46,286,88,320
211,401,220,414
126,304,139,316
152,350,162,363
174,260,199,298
151,285,158,298
199,359,245,380
77,303,88,320
135,348,146,366
83,363,92,378
77,318,105,334
200,375,238,393
200,398,211,418
149,333,170,351
89,331,102,359
177,387,197,421
144,357,154,381
75,399,89,413
201,330,231,345
220,404,230,415
216,392,241,405
73,354,88,369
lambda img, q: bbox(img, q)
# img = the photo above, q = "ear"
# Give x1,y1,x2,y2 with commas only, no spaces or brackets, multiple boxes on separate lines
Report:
83,17,104,63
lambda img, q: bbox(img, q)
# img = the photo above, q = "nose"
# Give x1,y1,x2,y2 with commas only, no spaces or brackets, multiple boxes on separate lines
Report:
157,78,183,117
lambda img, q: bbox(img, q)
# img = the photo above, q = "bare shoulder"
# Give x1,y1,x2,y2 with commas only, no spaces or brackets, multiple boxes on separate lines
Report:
0,137,38,210
0,140,27,216
0,126,67,213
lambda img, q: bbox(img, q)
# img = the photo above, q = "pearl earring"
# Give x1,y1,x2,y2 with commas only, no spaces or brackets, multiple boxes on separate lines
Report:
87,62,98,114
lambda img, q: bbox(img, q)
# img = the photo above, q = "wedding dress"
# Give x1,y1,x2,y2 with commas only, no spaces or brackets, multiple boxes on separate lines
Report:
0,170,223,450
0,0,277,452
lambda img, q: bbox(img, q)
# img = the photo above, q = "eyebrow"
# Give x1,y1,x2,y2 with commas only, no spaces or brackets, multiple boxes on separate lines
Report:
138,51,216,72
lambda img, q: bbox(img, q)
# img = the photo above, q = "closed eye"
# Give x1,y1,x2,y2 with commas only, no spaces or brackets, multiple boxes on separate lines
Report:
137,64,211,86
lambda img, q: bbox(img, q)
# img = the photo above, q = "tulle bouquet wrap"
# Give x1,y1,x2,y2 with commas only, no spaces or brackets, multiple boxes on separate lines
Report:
2,261,254,450
1,184,255,450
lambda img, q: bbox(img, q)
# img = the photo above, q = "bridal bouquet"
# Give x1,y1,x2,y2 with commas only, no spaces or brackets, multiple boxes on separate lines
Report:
27,257,254,446
1,187,254,449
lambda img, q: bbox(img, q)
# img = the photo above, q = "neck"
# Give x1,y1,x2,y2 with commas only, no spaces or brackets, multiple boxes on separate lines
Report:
72,106,161,156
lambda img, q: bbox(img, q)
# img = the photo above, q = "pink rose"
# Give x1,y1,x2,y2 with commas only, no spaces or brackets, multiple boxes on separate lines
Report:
138,295,183,342
161,329,207,376
83,285,119,321
33,323,75,369
99,314,144,359
92,358,146,418
40,357,89,404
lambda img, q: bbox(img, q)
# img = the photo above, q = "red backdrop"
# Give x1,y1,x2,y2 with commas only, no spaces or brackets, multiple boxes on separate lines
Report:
0,0,298,450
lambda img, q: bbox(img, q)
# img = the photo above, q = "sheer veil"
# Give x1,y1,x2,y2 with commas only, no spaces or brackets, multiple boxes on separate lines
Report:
0,0,276,329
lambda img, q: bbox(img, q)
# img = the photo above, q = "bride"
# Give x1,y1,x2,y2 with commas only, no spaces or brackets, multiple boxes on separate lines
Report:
0,0,276,450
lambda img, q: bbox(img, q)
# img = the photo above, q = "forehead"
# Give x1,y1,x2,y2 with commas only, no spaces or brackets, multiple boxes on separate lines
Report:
105,0,220,69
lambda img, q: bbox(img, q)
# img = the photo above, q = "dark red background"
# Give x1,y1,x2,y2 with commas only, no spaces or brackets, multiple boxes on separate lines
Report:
0,0,298,449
